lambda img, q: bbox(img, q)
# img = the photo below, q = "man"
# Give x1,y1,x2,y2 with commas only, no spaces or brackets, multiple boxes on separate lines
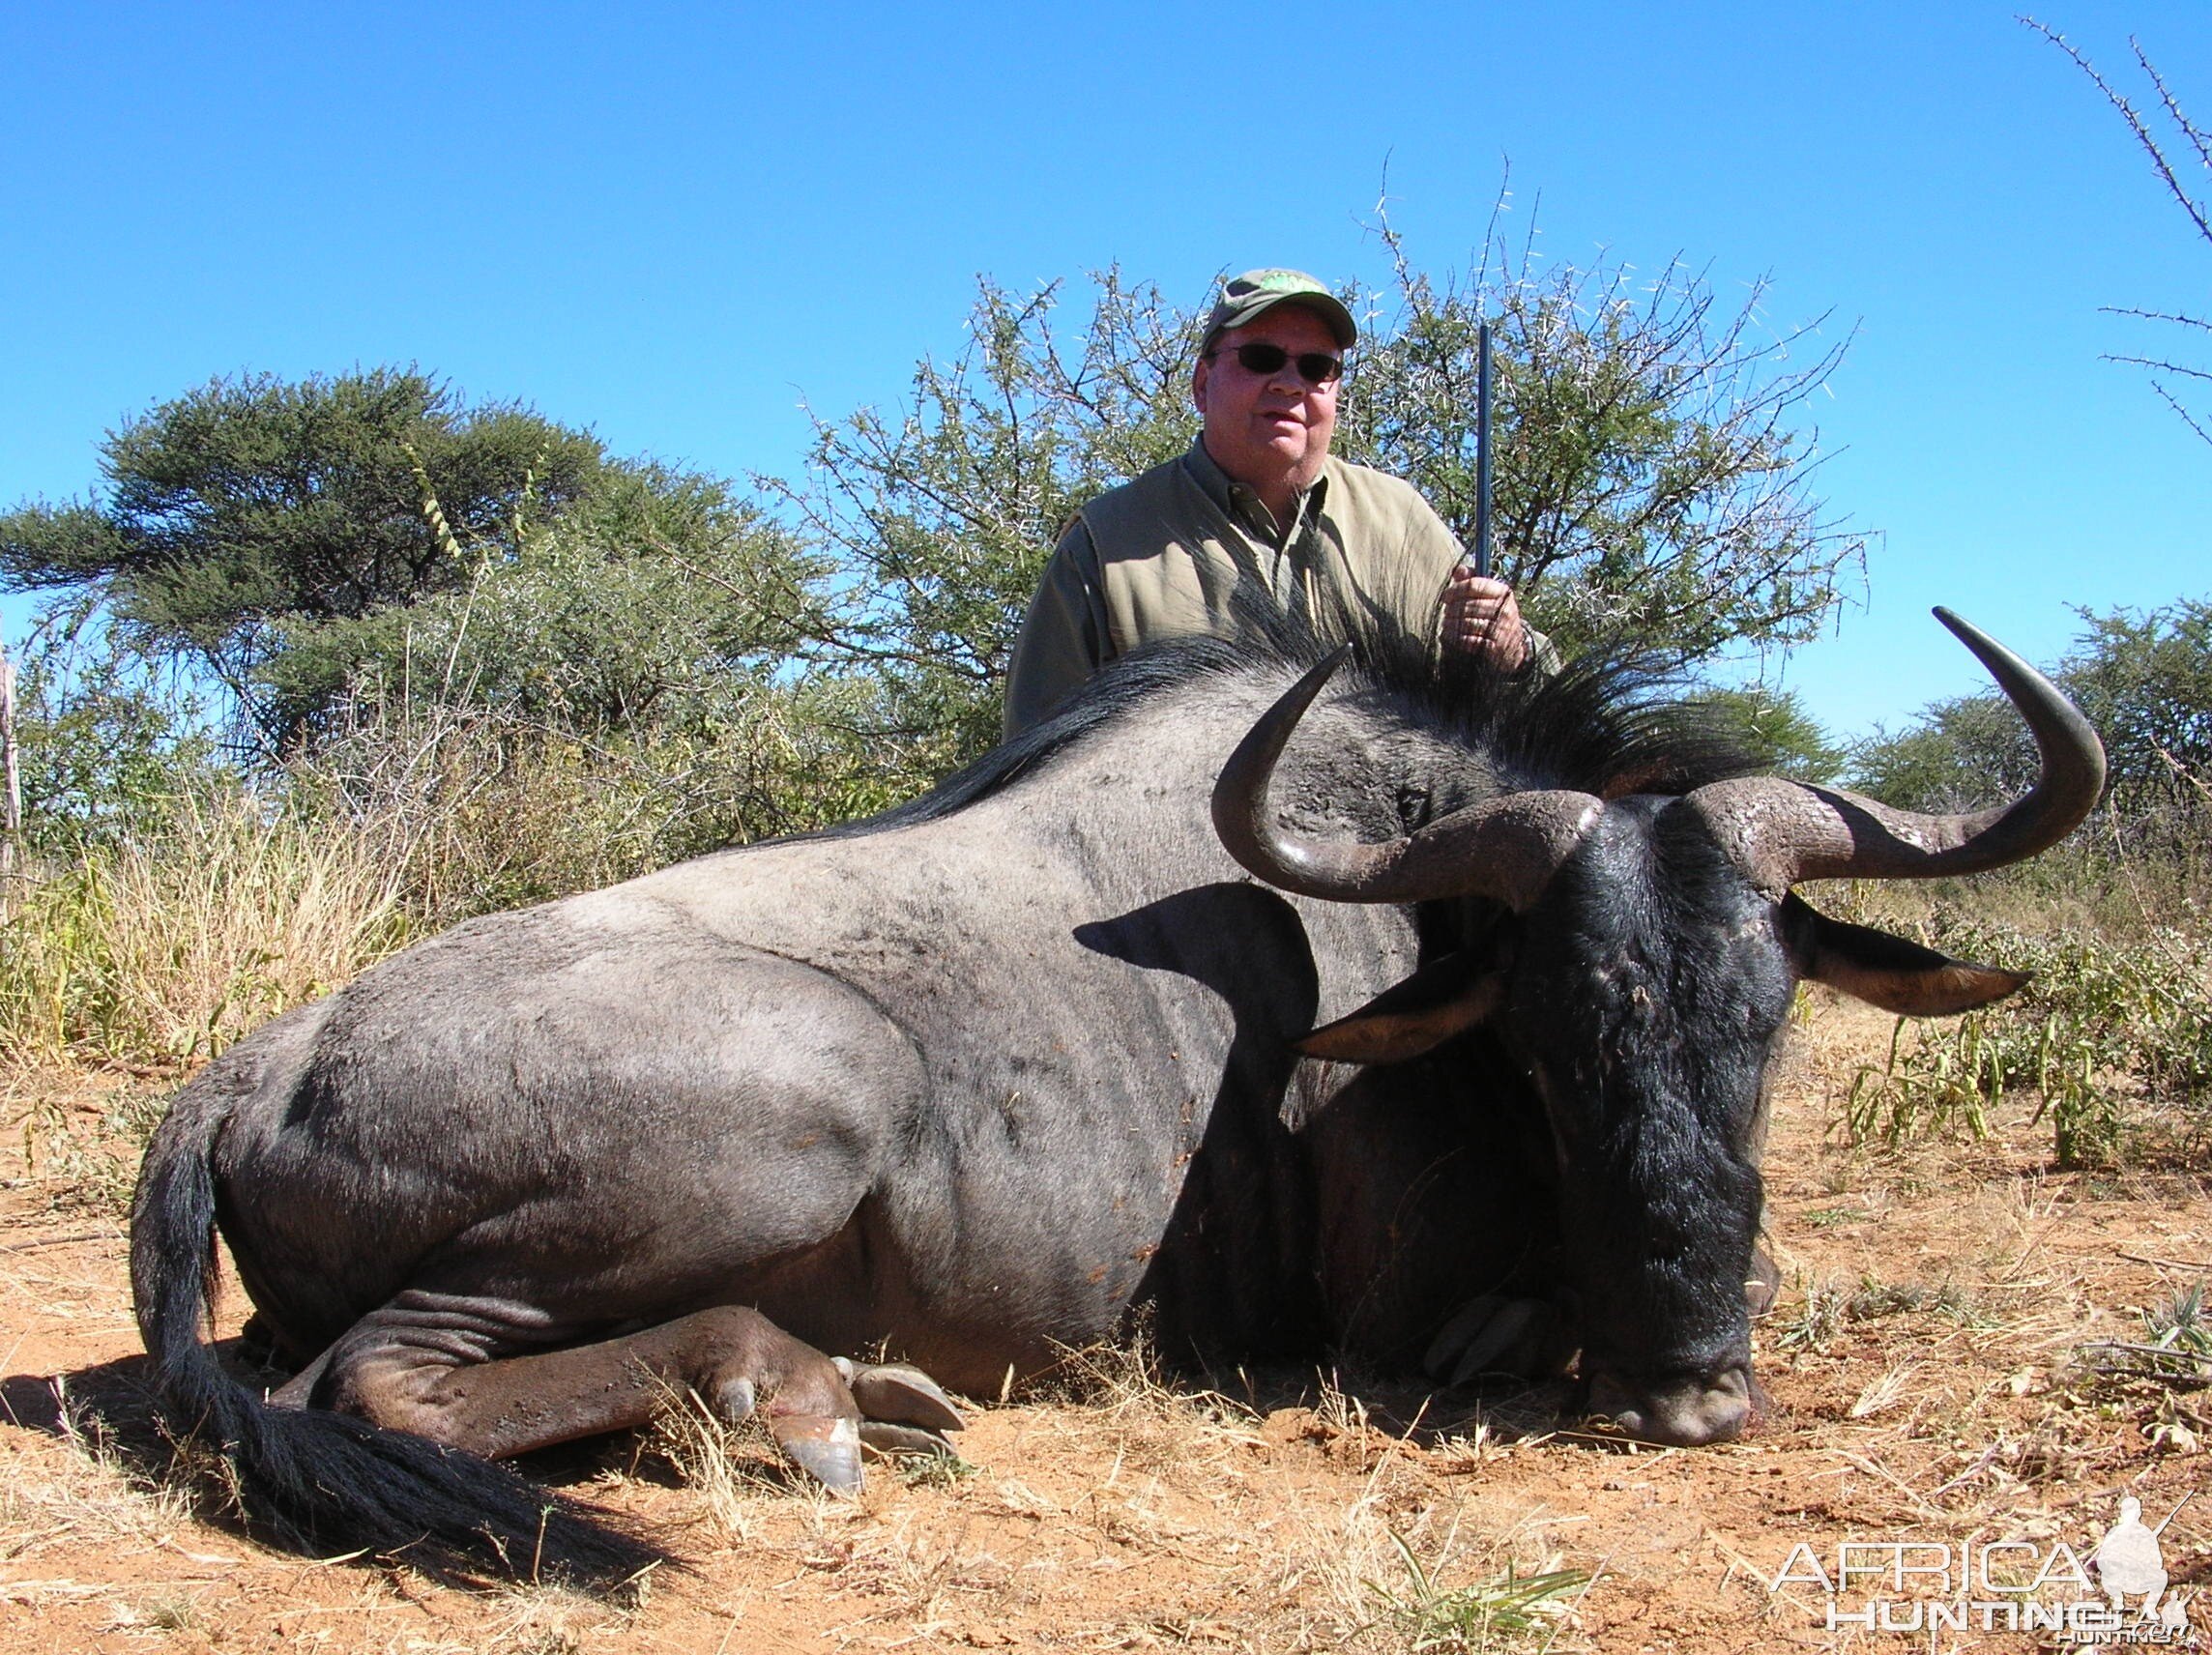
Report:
1003,268,1540,737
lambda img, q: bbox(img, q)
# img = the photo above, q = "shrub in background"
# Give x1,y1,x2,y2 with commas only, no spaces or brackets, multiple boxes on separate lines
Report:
1847,910,2212,1166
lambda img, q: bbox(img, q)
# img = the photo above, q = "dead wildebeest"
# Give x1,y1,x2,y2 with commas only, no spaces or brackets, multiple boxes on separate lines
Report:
130,606,2102,1583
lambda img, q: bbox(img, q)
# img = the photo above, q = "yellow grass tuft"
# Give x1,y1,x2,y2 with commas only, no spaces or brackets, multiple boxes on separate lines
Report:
0,790,410,1073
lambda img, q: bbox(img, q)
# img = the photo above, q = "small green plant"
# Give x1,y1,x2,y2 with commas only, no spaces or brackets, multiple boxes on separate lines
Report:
1845,915,2212,1165
1802,1205,1862,1229
20,1088,170,1213
2146,1281,2212,1355
1777,1279,1848,1352
1848,1010,2001,1142
2079,1280,2212,1388
1843,1277,1987,1329
1363,1530,1586,1652
892,1447,977,1489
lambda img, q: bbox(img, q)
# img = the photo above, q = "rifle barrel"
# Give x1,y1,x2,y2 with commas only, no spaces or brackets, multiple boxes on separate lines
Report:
1473,321,1494,580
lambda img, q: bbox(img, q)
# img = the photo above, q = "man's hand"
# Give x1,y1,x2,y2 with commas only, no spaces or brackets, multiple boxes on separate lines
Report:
1441,570,1528,670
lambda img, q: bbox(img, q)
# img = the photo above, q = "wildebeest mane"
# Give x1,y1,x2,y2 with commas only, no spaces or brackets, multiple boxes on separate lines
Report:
1352,618,1768,804
849,588,1765,836
827,642,1230,836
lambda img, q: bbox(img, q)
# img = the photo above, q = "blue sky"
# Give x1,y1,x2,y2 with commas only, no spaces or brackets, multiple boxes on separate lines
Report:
3,1,2206,740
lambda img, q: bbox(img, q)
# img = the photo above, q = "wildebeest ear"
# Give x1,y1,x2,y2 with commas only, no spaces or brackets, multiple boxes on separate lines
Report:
1781,893,2028,1015
1297,952,1504,1063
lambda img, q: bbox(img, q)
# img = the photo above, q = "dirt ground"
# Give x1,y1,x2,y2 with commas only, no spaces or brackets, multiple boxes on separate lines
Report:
3,991,2208,1653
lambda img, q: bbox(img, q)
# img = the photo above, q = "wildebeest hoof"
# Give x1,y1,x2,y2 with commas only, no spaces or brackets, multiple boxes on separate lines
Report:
771,1412,864,1494
1424,1295,1558,1384
859,1421,958,1461
1745,1246,1782,1320
830,1356,965,1434
1585,1365,1755,1446
710,1375,758,1422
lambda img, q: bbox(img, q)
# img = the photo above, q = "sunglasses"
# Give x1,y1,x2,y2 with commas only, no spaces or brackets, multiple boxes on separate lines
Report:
1212,341,1345,386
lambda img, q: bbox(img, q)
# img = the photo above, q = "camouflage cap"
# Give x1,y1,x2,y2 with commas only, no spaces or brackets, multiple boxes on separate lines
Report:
1201,269,1358,354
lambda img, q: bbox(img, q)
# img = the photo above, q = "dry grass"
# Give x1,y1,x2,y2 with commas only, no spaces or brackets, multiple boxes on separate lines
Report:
1813,835,2211,944
0,791,410,1074
0,1379,199,1564
1260,1456,1591,1652
640,1380,836,1546
587,1335,1593,1650
295,688,901,930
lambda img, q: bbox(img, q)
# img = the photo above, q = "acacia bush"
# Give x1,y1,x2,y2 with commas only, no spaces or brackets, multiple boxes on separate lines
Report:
0,369,608,756
759,271,1205,783
784,235,1865,777
1336,225,1860,663
4,610,224,860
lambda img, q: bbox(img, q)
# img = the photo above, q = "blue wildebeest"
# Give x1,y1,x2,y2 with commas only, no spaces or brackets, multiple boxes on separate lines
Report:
131,608,2102,1582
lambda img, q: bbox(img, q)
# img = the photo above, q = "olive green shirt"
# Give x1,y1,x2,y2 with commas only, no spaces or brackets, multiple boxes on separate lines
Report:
1004,441,1473,737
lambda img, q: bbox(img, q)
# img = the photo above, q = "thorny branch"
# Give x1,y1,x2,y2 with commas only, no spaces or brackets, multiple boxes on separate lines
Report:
2026,16,2212,441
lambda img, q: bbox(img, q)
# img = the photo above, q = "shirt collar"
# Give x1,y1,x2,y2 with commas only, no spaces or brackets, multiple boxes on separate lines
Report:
1182,438,1330,543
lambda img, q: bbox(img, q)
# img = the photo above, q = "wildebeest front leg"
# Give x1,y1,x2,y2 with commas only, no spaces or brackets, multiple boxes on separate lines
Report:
1424,1293,1571,1385
286,1297,912,1493
1426,1245,1780,1389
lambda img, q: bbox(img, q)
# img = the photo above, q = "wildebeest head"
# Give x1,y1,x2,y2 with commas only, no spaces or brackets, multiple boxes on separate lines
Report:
1211,609,2105,1445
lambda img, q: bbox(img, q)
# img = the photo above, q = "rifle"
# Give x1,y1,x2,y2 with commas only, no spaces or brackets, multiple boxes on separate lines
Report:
1471,320,1494,580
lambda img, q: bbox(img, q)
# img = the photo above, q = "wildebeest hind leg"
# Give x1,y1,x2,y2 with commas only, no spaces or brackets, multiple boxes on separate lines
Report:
297,1297,887,1492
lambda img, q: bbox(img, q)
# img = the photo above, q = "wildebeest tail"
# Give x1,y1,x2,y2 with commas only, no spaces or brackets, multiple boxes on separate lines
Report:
129,1082,669,1591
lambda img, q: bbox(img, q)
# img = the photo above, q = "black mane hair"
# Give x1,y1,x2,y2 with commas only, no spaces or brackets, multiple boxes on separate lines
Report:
845,588,1766,836
1344,605,1768,803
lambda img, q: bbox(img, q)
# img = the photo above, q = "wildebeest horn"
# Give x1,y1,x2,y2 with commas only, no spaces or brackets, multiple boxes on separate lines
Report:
1211,648,1600,907
1687,608,2107,893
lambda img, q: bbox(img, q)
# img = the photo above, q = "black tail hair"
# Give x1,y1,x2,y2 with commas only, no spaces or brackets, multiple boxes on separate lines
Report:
130,1093,670,1591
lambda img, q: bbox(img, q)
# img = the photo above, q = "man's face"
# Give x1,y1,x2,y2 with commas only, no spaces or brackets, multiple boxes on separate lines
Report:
1192,304,1340,499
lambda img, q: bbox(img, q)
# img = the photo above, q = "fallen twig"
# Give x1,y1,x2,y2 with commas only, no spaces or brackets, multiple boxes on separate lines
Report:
2076,1340,2212,1389
0,1231,119,1254
1931,1440,2010,1498
2117,1250,2212,1273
